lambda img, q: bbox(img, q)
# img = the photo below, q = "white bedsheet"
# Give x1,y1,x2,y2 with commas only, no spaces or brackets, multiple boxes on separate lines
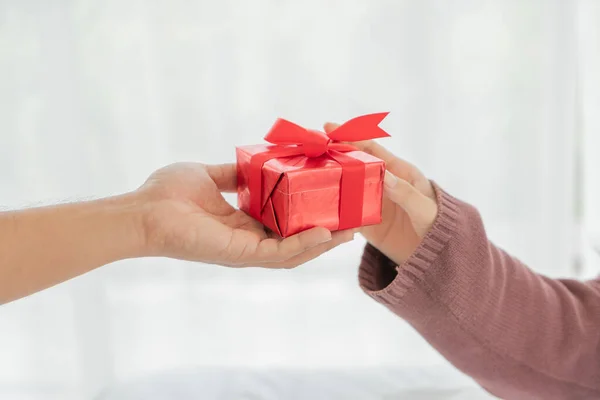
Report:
97,367,496,400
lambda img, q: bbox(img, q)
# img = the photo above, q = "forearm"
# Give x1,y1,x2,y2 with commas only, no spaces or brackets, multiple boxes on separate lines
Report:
0,193,146,304
360,186,600,399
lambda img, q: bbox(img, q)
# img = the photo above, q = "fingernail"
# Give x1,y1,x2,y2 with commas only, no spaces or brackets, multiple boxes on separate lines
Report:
384,170,398,189
324,122,338,132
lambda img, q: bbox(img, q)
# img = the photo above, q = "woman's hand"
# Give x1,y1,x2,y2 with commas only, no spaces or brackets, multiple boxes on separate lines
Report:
137,162,354,268
324,123,438,265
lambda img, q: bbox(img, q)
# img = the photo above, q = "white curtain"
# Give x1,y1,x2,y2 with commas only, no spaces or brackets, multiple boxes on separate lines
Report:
579,1,600,279
0,0,597,398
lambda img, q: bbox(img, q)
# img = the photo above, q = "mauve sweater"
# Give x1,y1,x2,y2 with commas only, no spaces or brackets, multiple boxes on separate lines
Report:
358,185,600,400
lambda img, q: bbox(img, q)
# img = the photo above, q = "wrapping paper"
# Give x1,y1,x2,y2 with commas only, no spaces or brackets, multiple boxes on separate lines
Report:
236,113,389,237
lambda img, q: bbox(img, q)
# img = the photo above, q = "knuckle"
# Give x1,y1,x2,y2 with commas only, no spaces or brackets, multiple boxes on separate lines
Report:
386,157,403,174
393,180,415,203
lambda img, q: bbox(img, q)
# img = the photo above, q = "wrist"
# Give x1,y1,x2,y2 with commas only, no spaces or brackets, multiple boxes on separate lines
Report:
102,191,152,260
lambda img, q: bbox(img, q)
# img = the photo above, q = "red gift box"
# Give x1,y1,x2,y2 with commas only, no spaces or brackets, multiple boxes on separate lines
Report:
236,113,390,237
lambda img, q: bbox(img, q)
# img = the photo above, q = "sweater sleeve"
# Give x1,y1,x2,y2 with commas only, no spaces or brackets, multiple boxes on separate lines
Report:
359,184,600,400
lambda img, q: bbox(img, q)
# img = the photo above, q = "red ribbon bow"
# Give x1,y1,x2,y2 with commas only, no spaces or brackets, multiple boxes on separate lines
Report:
248,112,390,232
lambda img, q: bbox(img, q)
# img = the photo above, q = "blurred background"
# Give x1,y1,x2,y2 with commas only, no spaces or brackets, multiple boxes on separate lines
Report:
1,0,599,399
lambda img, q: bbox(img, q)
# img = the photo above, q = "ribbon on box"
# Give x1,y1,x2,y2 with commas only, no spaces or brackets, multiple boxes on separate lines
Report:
248,112,390,231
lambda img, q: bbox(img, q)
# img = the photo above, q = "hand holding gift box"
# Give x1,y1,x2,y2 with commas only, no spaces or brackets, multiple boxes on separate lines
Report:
236,113,390,237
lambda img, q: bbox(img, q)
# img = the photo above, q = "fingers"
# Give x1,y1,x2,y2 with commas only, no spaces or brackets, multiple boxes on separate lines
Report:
326,122,415,178
249,227,333,264
205,163,238,192
324,122,435,198
259,229,356,269
383,170,437,237
355,141,417,177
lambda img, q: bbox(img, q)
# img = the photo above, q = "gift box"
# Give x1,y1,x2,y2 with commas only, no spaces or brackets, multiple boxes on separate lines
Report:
236,113,390,237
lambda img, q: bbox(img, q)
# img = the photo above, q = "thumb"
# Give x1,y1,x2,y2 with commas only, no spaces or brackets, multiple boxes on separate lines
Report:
205,163,238,193
384,170,437,237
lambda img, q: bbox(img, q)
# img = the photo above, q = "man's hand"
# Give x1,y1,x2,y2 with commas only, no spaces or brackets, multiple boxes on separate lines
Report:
136,162,354,268
324,123,438,265
0,162,354,304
